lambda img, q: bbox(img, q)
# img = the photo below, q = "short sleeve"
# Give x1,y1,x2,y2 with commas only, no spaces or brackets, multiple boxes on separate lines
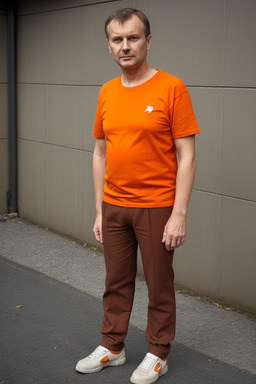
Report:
92,90,105,139
171,90,199,139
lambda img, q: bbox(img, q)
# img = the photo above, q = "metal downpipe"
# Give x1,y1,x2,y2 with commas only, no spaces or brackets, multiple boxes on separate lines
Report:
7,2,18,213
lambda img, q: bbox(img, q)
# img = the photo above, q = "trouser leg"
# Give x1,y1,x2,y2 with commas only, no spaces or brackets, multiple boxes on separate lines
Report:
100,202,138,351
133,207,176,359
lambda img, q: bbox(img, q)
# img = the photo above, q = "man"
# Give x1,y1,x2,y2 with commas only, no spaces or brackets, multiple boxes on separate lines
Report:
76,8,199,384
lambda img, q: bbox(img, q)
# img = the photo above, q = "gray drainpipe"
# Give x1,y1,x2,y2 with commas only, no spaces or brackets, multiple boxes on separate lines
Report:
7,2,18,213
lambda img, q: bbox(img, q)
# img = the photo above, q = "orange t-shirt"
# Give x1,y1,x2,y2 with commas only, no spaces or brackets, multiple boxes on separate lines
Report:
93,70,199,208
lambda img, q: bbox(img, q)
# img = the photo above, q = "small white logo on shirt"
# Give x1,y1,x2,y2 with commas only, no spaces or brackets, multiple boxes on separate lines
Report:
145,106,154,114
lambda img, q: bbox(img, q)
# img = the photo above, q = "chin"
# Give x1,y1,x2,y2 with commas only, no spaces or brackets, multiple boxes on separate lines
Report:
119,61,138,69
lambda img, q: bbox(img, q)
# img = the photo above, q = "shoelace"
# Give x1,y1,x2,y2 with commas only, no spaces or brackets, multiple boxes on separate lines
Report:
139,353,159,372
88,345,108,359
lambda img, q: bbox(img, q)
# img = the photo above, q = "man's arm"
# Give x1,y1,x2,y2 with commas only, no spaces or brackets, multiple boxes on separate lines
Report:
93,138,106,243
162,135,196,251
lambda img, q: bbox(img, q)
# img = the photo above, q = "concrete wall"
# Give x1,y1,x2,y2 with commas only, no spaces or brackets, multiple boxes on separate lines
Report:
16,0,256,312
0,10,8,213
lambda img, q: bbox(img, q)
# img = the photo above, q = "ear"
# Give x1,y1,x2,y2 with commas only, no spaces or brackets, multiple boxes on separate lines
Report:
107,39,112,53
147,34,152,51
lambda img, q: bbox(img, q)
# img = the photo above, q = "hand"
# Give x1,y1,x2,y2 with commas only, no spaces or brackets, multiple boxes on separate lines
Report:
93,213,103,244
162,211,186,251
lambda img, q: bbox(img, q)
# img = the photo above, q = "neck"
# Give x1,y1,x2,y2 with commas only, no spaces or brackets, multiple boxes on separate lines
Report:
121,65,157,87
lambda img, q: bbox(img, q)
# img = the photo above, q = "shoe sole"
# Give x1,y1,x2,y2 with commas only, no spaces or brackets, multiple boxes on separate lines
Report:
130,364,168,384
76,356,126,374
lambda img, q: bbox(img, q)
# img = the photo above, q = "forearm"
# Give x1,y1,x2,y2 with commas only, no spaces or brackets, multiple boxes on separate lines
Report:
172,155,196,218
93,152,105,214
162,135,197,250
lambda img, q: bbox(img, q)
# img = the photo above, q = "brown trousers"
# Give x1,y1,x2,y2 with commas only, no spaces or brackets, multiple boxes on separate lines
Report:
100,202,176,359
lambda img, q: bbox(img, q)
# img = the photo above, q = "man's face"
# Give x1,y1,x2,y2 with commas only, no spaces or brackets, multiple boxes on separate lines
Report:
107,15,151,72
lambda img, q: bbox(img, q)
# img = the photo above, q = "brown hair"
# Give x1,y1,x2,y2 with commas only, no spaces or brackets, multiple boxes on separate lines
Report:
105,8,151,39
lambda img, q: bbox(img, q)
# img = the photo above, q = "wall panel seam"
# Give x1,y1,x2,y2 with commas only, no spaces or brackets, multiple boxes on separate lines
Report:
17,83,102,87
17,83,256,90
18,137,93,154
17,0,121,17
187,86,256,90
193,188,256,204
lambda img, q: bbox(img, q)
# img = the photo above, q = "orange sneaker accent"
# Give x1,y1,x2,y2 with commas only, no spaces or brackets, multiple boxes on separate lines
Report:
154,362,162,373
109,349,122,355
100,356,109,364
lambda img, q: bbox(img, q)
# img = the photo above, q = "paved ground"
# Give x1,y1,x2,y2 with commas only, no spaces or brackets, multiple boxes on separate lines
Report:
0,217,256,384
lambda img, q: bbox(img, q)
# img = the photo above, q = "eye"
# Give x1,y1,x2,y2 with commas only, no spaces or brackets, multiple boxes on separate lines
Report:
113,37,121,43
130,36,138,41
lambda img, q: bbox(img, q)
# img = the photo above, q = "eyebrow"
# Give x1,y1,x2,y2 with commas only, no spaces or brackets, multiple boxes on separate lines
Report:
110,32,140,39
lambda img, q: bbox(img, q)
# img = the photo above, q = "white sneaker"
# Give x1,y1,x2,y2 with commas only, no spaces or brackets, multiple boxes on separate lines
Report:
76,345,126,373
130,353,168,384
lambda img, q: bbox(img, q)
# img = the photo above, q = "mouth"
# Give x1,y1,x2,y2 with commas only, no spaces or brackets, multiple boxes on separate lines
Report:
120,55,134,60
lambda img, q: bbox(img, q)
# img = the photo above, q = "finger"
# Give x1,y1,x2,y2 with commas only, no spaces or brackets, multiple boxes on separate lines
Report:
165,238,172,251
162,228,166,243
172,236,185,249
93,227,102,243
170,236,177,250
176,239,181,247
178,236,185,246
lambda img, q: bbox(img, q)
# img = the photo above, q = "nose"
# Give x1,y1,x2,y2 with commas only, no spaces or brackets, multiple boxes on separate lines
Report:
121,38,130,51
